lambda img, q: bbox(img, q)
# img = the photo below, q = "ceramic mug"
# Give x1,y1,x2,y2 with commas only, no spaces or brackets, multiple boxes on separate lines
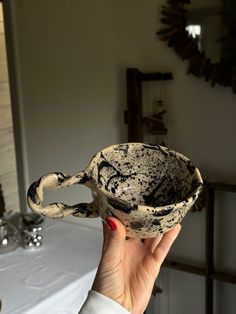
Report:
27,143,203,238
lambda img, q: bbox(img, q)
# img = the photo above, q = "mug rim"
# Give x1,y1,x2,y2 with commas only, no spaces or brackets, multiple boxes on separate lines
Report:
87,142,203,211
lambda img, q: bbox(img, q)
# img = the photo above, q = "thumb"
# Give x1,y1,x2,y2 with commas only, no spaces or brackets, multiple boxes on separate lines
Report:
103,217,126,260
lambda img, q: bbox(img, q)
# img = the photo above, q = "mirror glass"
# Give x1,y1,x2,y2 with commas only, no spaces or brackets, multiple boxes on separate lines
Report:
186,0,236,67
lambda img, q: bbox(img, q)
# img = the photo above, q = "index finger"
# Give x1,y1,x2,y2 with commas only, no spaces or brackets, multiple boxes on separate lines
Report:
102,220,110,252
153,224,181,265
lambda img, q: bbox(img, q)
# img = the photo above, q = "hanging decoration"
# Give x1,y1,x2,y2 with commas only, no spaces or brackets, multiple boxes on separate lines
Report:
142,79,168,146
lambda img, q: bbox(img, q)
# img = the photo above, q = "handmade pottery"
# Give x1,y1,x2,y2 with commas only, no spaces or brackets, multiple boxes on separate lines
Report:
27,143,203,238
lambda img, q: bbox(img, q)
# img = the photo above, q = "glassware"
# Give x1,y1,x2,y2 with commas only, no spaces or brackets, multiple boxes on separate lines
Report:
0,218,20,254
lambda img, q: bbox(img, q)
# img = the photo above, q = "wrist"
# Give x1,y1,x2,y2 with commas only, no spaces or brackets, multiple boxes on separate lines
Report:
85,290,130,314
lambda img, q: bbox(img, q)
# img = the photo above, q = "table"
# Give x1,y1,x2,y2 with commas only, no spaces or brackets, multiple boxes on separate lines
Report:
0,218,103,314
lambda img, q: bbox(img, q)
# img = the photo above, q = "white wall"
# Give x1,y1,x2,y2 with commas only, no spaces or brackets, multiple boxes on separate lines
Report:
10,0,124,211
9,0,236,313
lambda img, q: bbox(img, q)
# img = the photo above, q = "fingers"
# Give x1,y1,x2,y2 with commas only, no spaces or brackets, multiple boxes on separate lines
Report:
102,221,110,252
153,224,181,265
143,235,163,253
102,217,127,260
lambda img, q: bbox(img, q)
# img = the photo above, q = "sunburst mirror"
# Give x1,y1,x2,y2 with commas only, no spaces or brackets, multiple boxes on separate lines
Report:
157,0,236,93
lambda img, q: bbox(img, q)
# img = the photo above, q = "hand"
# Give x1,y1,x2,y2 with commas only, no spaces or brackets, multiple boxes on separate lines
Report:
92,217,181,314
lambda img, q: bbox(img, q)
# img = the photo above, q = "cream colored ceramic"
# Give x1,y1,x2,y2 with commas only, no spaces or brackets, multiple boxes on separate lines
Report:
27,143,203,238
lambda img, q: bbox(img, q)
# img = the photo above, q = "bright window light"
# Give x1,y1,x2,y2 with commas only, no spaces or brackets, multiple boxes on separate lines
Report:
186,25,201,38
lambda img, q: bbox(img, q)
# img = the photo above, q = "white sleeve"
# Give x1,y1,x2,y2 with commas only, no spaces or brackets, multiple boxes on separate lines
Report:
79,290,130,314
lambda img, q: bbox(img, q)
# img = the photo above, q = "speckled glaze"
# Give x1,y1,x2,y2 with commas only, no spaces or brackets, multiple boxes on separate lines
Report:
27,143,203,238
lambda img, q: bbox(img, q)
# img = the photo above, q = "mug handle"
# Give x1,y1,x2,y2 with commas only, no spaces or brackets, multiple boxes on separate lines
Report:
27,171,98,219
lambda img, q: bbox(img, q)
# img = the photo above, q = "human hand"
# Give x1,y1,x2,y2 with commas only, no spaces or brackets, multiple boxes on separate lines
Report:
92,217,181,314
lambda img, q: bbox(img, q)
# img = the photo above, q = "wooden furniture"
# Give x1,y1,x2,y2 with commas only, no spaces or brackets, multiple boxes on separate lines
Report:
125,68,173,142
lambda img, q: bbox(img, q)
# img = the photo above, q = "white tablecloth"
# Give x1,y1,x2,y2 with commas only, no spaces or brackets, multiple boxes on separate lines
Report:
0,218,103,314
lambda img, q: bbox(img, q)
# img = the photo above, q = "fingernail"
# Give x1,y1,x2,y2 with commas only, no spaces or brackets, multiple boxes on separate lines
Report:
106,218,117,231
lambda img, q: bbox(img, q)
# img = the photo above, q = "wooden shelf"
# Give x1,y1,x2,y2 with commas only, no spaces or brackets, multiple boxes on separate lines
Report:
163,181,236,314
164,258,236,284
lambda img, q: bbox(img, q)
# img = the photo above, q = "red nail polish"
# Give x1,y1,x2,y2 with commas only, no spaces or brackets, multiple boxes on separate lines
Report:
106,218,116,231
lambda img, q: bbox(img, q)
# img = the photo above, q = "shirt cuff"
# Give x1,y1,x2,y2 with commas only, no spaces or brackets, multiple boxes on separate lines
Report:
79,290,130,314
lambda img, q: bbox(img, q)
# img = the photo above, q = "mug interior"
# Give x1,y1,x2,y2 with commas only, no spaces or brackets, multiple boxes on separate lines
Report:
91,143,201,207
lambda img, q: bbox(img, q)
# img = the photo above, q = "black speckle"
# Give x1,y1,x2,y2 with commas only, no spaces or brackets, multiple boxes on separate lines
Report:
76,172,90,184
53,172,69,184
107,197,138,214
27,182,39,205
130,220,145,229
186,160,196,175
74,203,92,217
153,207,173,216
153,219,161,226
